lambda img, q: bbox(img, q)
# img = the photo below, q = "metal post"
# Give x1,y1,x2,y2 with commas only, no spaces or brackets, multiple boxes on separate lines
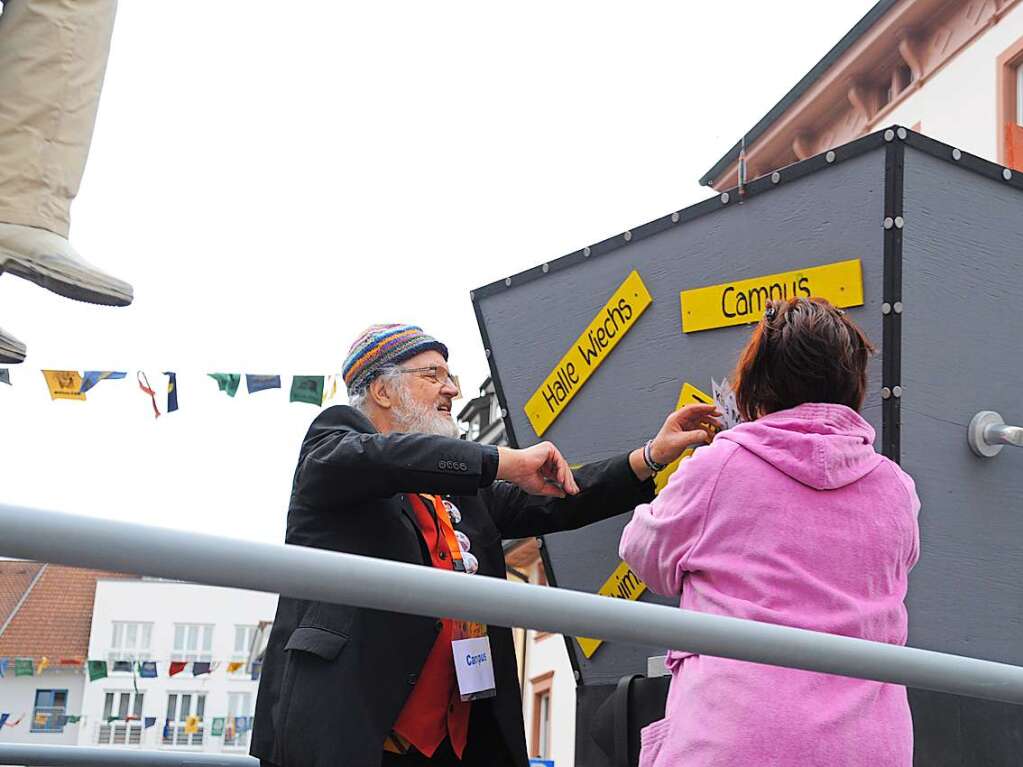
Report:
2,503,1023,705
0,743,257,766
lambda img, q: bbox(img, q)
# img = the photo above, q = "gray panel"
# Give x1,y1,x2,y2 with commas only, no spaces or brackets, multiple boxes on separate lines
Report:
901,147,1023,664
476,149,887,684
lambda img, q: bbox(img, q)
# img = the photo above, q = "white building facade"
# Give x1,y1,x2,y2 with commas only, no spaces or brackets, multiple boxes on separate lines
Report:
78,579,277,754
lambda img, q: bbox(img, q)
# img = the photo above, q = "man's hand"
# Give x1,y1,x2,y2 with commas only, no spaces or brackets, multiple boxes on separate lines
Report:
629,404,722,481
497,442,580,498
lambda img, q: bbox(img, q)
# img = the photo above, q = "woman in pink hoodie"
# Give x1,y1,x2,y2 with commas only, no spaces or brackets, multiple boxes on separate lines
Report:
619,297,921,767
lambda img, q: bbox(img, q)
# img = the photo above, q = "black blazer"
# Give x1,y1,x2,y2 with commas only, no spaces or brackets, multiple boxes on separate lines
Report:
251,406,654,767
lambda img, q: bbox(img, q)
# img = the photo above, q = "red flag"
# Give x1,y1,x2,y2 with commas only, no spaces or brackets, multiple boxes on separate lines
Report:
169,661,187,677
137,372,161,419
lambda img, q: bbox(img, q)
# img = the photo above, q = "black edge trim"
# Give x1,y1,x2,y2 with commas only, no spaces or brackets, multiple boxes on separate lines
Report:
882,140,904,463
535,535,586,684
902,129,1023,193
470,293,520,450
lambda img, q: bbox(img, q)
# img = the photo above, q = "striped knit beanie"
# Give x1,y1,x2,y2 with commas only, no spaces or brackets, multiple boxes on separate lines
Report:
343,324,449,394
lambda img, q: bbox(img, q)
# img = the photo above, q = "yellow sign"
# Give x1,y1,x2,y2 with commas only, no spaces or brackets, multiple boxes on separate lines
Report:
576,560,648,658
525,271,652,436
577,382,715,657
680,259,864,333
41,370,86,401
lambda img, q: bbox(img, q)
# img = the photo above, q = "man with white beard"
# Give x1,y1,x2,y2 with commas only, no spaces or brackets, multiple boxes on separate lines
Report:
252,323,719,767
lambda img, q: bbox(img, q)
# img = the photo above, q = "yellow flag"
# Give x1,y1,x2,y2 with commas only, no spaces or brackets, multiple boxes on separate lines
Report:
226,661,244,674
41,370,86,401
34,712,48,727
184,714,200,735
36,657,49,674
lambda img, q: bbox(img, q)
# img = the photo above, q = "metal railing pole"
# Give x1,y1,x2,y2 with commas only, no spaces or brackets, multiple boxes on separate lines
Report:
0,503,1021,705
0,743,257,766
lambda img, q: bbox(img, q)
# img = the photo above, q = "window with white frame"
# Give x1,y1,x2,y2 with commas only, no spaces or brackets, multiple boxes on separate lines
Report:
223,692,253,748
109,621,153,668
163,692,206,747
171,624,214,663
96,691,144,745
231,625,258,675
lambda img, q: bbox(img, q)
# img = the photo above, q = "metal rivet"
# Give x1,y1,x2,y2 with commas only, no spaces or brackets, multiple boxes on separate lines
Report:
883,217,894,229
504,277,512,287
884,129,895,142
881,387,892,399
671,212,680,223
536,537,543,548
1003,168,1013,181
893,301,903,314
894,216,904,229
470,291,475,301
720,192,730,204
897,127,908,140
583,246,591,257
893,385,903,398
826,150,836,163
952,148,962,161
882,302,892,315
542,263,549,273
485,349,491,358
624,231,632,242
771,171,781,184
573,670,581,681
501,408,508,418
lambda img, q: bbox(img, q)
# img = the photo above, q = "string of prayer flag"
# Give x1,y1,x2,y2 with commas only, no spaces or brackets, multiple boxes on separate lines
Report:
7,715,24,727
144,716,157,729
0,658,8,677
36,657,49,674
226,661,244,674
137,372,161,419
0,714,8,729
88,660,108,681
42,370,85,401
184,714,200,735
168,661,187,677
208,373,241,397
290,375,325,405
79,371,126,394
0,369,9,386
139,661,158,678
34,712,48,728
245,374,281,394
212,717,225,737
164,372,179,412
14,658,33,677
192,661,212,676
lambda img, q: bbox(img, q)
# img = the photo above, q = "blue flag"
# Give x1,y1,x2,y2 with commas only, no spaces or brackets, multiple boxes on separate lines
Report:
0,713,8,729
163,372,178,413
0,369,9,386
144,717,157,729
0,658,7,677
112,660,132,673
163,721,172,739
139,661,158,678
79,371,127,394
191,661,211,676
245,374,282,394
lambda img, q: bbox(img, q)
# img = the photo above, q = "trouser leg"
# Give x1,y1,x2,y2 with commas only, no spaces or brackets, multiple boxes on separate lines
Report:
0,0,118,237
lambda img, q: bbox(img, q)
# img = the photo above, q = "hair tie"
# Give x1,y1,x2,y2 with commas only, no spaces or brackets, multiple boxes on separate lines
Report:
764,306,777,320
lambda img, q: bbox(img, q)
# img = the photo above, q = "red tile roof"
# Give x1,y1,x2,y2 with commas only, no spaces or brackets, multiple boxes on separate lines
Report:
0,562,137,661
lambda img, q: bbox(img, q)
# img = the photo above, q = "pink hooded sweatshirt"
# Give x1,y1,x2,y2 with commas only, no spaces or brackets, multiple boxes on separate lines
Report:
619,403,920,767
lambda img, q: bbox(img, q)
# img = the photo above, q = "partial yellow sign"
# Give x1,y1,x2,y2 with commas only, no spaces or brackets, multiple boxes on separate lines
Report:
680,259,864,333
576,560,648,658
654,382,714,494
41,370,86,401
525,270,652,436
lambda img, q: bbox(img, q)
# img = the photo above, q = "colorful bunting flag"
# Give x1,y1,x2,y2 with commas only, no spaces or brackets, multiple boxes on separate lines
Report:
144,716,157,729
14,658,33,677
7,715,24,728
208,373,241,397
87,660,108,681
0,369,9,386
192,661,212,676
56,715,69,727
79,371,126,394
0,658,8,678
139,661,158,678
237,716,252,733
163,721,173,740
112,660,133,673
34,712,48,728
164,371,179,413
66,715,81,724
168,661,187,677
184,714,200,735
226,661,244,674
245,374,281,394
36,657,49,674
212,717,225,737
59,658,82,667
322,374,338,404
41,370,86,401
137,371,161,419
290,375,324,405
0,714,8,729
250,660,262,681
224,716,236,740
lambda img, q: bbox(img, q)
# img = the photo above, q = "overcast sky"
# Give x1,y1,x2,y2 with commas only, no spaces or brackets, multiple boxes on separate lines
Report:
0,2,874,545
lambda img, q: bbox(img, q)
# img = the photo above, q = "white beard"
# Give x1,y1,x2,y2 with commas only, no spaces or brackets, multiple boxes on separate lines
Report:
392,384,461,438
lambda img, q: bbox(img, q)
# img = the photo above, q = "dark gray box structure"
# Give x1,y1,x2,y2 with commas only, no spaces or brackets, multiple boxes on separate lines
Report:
472,127,1023,765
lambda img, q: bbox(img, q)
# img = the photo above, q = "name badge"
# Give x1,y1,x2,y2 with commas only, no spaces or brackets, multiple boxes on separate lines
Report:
452,636,497,701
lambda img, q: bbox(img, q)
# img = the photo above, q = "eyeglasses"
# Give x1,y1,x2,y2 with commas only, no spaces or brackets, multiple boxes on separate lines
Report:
396,365,459,390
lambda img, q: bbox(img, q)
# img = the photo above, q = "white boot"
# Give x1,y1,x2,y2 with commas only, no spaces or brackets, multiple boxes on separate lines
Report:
0,326,26,364
0,222,132,307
